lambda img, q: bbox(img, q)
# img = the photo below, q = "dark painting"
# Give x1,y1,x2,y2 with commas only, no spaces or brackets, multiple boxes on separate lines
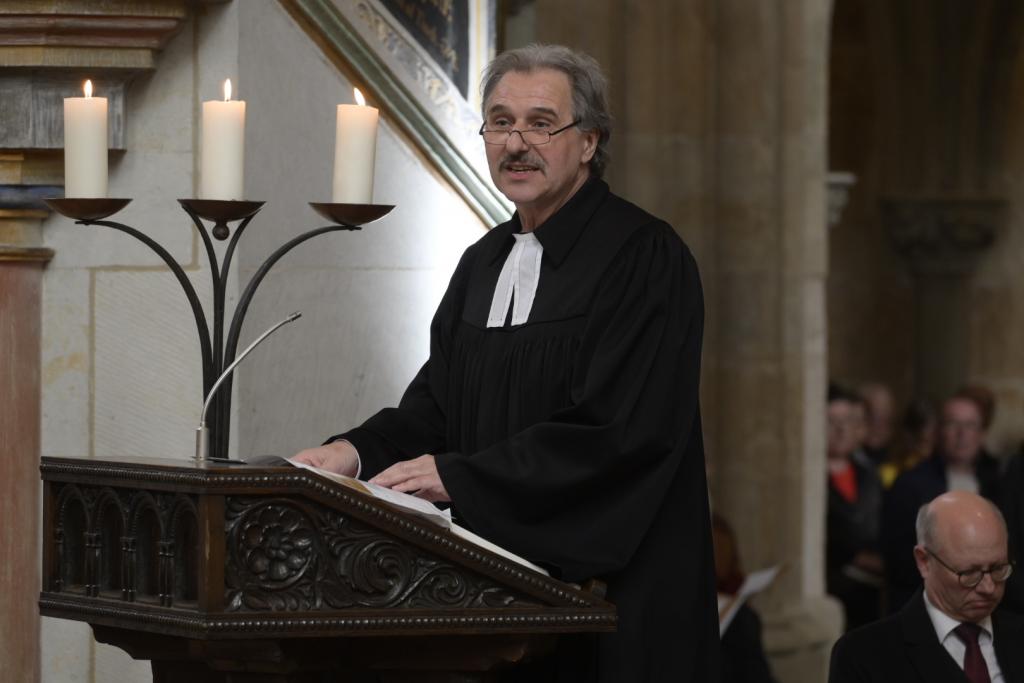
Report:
380,0,470,98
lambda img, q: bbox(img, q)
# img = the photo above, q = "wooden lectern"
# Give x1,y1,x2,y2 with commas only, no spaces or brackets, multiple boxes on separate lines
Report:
39,456,616,682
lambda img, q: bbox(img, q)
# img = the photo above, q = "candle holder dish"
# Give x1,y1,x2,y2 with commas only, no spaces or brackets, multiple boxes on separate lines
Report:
43,198,132,222
49,198,386,462
178,199,265,240
309,202,394,227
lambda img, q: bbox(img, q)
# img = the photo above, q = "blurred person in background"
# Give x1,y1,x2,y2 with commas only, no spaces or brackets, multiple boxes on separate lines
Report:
860,382,897,466
880,399,938,489
883,392,1002,612
712,514,777,683
827,384,885,630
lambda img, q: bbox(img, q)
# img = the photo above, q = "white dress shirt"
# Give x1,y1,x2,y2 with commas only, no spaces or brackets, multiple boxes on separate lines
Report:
946,467,980,494
923,589,1003,681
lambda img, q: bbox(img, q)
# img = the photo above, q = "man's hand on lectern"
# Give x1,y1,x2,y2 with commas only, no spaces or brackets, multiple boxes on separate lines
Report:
291,440,360,477
370,454,451,503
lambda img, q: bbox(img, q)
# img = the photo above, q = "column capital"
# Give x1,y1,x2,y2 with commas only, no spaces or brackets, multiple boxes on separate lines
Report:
881,197,1005,276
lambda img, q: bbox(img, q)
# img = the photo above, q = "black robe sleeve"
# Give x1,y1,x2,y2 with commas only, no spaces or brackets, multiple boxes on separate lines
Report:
435,223,703,581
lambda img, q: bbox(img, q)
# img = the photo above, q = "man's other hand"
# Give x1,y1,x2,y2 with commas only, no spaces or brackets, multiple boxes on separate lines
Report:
290,440,359,477
370,454,450,502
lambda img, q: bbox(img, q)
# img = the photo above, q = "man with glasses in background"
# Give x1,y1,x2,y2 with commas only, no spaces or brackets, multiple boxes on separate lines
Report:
294,44,718,682
830,491,1023,682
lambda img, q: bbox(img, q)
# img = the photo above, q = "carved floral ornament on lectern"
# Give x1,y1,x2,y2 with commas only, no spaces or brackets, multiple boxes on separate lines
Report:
225,497,540,612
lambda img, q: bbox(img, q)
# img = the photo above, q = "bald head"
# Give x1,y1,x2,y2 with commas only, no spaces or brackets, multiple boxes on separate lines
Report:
917,491,1006,551
914,491,1009,623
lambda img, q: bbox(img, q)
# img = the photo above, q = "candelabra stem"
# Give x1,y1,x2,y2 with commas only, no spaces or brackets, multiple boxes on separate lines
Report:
180,204,262,459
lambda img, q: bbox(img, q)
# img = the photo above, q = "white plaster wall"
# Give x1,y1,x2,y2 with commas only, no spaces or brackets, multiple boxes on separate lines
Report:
37,1,487,680
235,1,486,458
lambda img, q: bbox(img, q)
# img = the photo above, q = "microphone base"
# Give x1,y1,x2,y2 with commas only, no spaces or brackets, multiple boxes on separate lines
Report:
195,425,209,462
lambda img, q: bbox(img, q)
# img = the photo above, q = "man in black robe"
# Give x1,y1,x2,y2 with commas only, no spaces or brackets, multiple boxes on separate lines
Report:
294,44,719,682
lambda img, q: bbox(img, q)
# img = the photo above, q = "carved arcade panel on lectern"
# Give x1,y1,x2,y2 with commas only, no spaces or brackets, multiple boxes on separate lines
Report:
50,482,199,607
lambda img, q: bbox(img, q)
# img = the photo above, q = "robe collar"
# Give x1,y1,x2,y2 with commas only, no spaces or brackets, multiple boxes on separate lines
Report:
485,177,609,268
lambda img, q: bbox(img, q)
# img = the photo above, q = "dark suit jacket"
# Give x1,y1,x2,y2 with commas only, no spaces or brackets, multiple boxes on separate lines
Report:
828,591,1024,683
1001,452,1024,616
882,454,1002,611
827,458,883,575
721,605,777,683
827,458,884,629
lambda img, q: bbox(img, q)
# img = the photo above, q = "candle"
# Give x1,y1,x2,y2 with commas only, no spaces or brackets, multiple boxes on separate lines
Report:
63,79,108,198
332,87,379,204
201,79,246,200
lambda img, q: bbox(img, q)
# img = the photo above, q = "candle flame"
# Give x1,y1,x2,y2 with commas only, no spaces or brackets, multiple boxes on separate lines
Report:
223,79,233,102
354,87,366,107
84,79,93,98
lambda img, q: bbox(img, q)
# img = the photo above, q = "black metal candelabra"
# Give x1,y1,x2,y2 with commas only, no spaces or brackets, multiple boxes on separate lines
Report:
44,196,394,462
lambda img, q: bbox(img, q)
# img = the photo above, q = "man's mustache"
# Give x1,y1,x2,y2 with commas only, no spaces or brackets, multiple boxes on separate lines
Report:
500,154,546,171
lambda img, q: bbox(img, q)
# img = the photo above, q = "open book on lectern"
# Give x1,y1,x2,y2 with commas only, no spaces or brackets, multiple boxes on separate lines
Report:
280,457,549,576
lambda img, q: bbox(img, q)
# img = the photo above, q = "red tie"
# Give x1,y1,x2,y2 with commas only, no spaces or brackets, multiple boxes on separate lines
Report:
954,622,991,683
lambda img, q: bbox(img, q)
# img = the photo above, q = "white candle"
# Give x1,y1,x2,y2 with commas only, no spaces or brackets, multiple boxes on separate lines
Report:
63,79,108,198
332,87,379,204
201,79,246,200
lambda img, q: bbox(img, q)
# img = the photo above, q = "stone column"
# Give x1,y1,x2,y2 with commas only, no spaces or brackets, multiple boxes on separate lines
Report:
0,157,54,683
712,2,842,680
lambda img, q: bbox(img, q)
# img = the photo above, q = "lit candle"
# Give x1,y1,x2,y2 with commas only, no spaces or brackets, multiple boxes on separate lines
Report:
332,87,379,204
63,79,108,198
201,79,246,200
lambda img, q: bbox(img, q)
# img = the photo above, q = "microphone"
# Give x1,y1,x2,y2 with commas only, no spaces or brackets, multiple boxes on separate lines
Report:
195,311,302,461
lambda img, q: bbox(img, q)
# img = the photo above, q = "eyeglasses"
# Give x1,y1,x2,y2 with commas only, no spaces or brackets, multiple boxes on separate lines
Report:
924,547,1014,588
479,119,581,146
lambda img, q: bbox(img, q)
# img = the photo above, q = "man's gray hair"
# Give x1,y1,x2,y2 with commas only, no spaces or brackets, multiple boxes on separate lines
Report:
916,497,1007,549
481,44,612,178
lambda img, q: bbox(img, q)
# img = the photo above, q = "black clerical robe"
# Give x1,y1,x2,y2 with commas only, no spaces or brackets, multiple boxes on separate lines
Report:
337,178,719,682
